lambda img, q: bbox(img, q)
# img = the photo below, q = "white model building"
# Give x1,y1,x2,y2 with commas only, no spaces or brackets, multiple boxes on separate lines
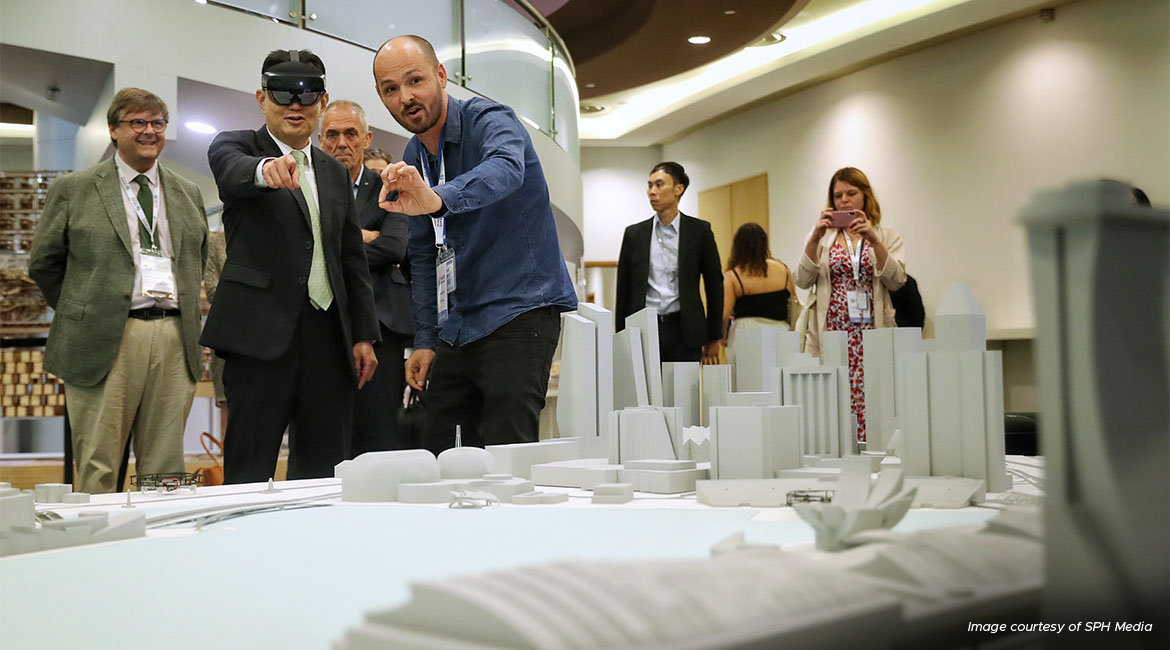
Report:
781,347,854,458
623,307,665,407
0,483,145,557
896,283,1010,492
661,361,701,427
792,457,916,551
557,304,615,457
862,327,924,452
708,405,801,480
612,326,649,411
1021,179,1169,638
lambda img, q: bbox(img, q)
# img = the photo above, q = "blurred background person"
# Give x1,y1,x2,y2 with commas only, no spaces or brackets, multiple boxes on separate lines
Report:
319,100,413,453
720,222,798,366
363,148,393,174
795,167,905,444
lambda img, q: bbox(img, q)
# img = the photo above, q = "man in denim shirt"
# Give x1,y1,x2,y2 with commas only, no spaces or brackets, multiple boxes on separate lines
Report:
372,35,578,454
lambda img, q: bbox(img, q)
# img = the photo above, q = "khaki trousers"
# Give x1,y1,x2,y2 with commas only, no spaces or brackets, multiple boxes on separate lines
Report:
64,317,195,494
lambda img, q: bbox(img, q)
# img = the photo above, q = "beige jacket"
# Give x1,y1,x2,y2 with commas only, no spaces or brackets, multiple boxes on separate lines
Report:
793,223,907,358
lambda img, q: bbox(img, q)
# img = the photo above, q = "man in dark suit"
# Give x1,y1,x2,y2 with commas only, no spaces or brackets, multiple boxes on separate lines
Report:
202,50,379,483
318,99,414,453
615,161,723,363
29,87,208,494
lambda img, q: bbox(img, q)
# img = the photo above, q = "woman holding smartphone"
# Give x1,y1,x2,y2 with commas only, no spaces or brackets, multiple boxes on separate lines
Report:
794,167,906,443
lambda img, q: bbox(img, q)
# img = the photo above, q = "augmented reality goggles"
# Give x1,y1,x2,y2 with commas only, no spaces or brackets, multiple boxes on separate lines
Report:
261,56,326,106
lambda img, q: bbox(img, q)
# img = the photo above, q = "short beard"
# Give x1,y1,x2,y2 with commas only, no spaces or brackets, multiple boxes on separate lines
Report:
400,99,442,135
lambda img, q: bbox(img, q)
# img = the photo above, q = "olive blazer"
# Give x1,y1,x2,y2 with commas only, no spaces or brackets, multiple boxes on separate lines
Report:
28,157,209,386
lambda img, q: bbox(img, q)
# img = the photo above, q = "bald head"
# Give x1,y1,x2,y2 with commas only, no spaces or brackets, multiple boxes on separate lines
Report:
373,34,449,139
373,35,439,75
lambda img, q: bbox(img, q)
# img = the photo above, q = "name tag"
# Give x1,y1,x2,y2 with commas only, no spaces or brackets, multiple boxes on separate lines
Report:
140,253,177,300
436,248,456,325
847,290,873,324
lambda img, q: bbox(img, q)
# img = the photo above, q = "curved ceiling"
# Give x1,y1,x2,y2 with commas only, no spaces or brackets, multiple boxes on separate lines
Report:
545,0,808,99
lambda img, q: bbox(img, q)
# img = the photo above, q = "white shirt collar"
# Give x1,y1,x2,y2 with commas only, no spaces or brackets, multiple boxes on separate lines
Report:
654,212,680,233
266,126,312,170
113,152,159,186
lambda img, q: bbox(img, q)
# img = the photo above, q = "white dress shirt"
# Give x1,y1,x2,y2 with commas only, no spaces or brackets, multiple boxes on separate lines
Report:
114,153,177,310
645,212,680,315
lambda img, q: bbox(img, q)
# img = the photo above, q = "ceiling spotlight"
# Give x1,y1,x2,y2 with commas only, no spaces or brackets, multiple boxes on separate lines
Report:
584,83,595,88
579,104,605,115
747,32,787,47
185,121,217,134
688,36,711,45
724,10,736,15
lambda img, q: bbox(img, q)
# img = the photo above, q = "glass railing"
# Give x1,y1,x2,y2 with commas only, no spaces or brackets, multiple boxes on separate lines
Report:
211,0,577,159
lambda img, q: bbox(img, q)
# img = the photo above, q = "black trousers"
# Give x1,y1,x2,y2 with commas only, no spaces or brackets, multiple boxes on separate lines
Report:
657,311,701,363
422,306,561,455
351,324,412,455
222,299,353,483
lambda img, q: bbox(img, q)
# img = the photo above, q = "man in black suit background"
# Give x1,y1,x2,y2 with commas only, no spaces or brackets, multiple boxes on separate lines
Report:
318,99,414,453
202,50,379,483
615,161,723,364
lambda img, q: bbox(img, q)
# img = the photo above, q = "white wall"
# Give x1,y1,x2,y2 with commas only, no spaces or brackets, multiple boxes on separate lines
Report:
583,0,1168,333
581,145,662,260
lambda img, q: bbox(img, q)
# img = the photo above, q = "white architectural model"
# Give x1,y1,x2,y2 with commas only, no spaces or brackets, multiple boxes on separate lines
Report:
728,327,801,393
556,314,598,443
793,457,916,551
1021,179,1169,637
708,405,801,479
781,352,854,458
612,326,649,411
623,307,664,407
896,283,1010,492
862,327,923,451
0,483,145,557
661,361,700,427
557,304,615,456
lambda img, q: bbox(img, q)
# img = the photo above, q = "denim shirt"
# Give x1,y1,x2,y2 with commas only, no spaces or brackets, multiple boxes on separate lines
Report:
405,95,577,349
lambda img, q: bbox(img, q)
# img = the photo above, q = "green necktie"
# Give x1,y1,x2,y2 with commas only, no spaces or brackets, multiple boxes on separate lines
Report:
290,150,333,310
132,175,159,251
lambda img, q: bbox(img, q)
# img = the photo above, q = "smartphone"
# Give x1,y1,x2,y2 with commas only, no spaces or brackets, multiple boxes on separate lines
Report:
829,210,857,228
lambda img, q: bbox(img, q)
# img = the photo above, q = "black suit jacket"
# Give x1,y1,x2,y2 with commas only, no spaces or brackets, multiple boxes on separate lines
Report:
354,166,413,337
615,213,723,348
201,127,379,364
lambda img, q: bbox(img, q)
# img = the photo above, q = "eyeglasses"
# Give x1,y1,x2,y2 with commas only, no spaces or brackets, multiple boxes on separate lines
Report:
119,119,168,133
265,89,324,107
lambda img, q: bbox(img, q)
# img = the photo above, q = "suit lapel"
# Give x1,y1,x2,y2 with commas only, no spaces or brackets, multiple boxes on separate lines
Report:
257,127,312,229
311,147,334,245
95,160,133,257
635,218,653,302
676,213,692,279
355,167,378,226
159,166,184,261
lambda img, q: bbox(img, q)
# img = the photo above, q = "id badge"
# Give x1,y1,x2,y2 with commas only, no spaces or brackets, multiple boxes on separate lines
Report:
436,250,453,325
857,292,873,324
440,248,457,293
846,290,862,324
140,253,176,300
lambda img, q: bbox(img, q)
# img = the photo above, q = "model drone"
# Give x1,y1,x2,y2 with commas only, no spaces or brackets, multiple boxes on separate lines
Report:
130,472,204,494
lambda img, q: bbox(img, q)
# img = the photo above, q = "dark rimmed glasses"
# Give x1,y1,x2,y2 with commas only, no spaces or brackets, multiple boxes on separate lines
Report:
119,119,168,133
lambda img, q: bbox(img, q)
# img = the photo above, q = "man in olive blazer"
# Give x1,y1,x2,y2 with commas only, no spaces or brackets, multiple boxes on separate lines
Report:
28,88,208,494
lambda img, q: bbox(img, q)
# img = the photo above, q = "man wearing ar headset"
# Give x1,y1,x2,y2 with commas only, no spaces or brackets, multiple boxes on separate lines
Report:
203,49,380,483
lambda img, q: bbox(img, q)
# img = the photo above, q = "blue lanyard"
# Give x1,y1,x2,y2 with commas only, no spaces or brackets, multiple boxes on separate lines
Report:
419,125,446,188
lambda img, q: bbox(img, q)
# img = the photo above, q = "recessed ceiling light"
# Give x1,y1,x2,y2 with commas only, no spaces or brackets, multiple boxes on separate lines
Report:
747,32,787,47
724,10,736,15
579,104,605,114
688,36,711,45
185,121,217,134
584,83,595,88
